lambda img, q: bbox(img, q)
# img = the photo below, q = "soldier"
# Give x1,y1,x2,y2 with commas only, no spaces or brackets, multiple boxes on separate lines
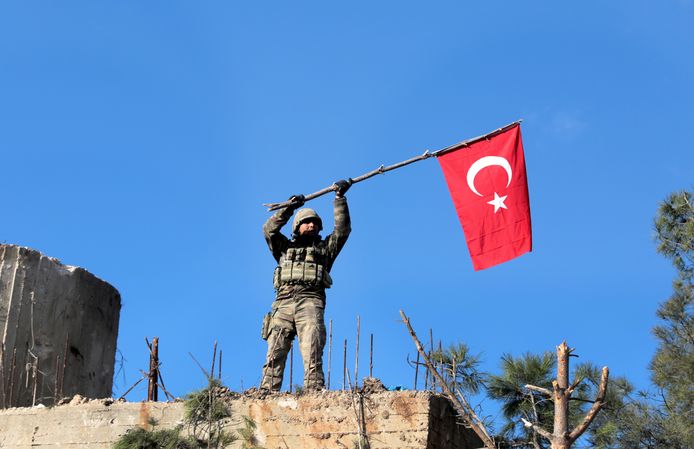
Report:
259,179,352,391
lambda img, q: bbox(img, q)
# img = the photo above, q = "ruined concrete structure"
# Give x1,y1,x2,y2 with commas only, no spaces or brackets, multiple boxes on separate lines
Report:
0,245,482,448
0,244,121,407
0,391,483,449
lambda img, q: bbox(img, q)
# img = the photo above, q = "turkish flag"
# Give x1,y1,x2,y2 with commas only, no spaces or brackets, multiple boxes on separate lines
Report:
438,124,532,270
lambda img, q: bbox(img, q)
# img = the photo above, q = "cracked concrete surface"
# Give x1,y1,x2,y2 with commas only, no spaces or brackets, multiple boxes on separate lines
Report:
0,391,483,448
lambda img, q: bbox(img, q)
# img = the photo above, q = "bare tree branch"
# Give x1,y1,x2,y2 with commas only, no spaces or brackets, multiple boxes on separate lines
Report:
399,310,496,449
521,418,553,441
568,397,597,404
527,392,542,449
569,366,609,443
566,375,584,395
525,384,552,397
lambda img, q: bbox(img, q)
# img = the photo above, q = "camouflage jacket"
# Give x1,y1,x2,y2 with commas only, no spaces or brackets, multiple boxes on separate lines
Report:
263,197,351,299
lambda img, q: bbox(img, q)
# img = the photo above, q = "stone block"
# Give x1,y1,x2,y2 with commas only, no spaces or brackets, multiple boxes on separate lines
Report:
0,244,120,407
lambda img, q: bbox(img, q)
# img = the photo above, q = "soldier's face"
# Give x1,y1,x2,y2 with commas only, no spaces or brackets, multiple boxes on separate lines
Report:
298,219,319,236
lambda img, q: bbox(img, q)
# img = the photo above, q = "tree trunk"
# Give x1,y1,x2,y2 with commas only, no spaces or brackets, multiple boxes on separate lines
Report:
524,341,609,449
551,342,570,449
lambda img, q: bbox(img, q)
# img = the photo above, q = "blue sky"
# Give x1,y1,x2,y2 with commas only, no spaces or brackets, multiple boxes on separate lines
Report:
1,0,692,426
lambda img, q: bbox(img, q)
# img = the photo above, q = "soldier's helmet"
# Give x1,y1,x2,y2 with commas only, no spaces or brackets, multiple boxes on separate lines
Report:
292,208,323,235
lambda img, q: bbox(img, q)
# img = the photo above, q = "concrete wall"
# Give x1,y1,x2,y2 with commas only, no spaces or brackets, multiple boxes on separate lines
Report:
0,244,121,407
0,391,483,449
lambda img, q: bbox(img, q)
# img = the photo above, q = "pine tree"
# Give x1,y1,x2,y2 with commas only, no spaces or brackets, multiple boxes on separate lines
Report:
593,188,694,449
430,342,486,395
649,188,693,447
486,352,555,448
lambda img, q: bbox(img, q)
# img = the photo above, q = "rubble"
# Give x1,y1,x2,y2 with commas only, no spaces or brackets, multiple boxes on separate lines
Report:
361,376,387,394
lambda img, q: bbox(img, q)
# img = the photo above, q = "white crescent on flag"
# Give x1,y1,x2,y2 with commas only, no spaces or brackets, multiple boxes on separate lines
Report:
465,156,513,197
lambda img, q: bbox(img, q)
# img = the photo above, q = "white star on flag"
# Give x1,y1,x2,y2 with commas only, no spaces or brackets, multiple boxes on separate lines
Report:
487,192,508,213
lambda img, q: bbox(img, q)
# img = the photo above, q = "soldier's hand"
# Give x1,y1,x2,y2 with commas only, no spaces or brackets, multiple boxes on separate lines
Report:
333,179,352,197
288,194,305,208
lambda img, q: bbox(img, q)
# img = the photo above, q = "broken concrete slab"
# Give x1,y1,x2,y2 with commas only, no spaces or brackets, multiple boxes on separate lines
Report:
0,244,121,407
0,390,483,449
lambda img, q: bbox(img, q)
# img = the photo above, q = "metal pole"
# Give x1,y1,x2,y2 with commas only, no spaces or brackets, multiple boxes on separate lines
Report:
438,340,443,394
414,351,420,390
117,376,146,402
429,329,434,391
207,340,215,449
153,338,160,401
157,371,175,401
342,339,347,391
210,340,217,380
423,348,429,390
264,120,523,210
268,333,281,392
289,343,293,393
354,316,360,389
218,350,223,380
327,319,333,390
369,333,373,378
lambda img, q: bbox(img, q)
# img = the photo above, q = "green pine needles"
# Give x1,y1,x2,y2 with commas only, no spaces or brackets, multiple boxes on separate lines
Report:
236,416,264,449
183,378,237,448
113,378,262,449
113,419,197,449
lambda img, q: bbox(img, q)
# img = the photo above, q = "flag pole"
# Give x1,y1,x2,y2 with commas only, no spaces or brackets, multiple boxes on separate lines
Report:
431,119,522,157
263,120,522,211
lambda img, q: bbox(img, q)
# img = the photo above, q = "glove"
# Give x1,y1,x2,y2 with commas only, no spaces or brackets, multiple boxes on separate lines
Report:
333,179,352,197
287,194,305,208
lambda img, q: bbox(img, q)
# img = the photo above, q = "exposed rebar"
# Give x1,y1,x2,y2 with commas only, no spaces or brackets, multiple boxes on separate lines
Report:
342,339,347,391
414,351,420,390
289,343,293,393
354,316,360,389
327,319,333,390
369,333,373,378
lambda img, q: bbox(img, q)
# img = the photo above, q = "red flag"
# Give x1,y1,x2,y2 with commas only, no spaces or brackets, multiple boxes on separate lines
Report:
437,124,532,270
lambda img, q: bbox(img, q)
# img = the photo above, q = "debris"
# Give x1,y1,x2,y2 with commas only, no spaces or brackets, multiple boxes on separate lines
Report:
69,394,86,405
242,387,271,400
360,377,386,394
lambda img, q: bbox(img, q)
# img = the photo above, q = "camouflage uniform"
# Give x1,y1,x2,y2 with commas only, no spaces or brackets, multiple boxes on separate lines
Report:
260,197,351,391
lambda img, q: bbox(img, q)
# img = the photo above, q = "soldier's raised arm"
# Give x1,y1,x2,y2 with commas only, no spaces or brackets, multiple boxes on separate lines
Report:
263,195,304,262
325,180,352,266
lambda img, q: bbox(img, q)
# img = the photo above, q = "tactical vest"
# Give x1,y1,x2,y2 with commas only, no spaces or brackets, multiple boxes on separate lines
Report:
273,243,333,290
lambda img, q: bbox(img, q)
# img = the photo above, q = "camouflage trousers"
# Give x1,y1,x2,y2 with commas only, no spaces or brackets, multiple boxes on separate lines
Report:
260,294,326,391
